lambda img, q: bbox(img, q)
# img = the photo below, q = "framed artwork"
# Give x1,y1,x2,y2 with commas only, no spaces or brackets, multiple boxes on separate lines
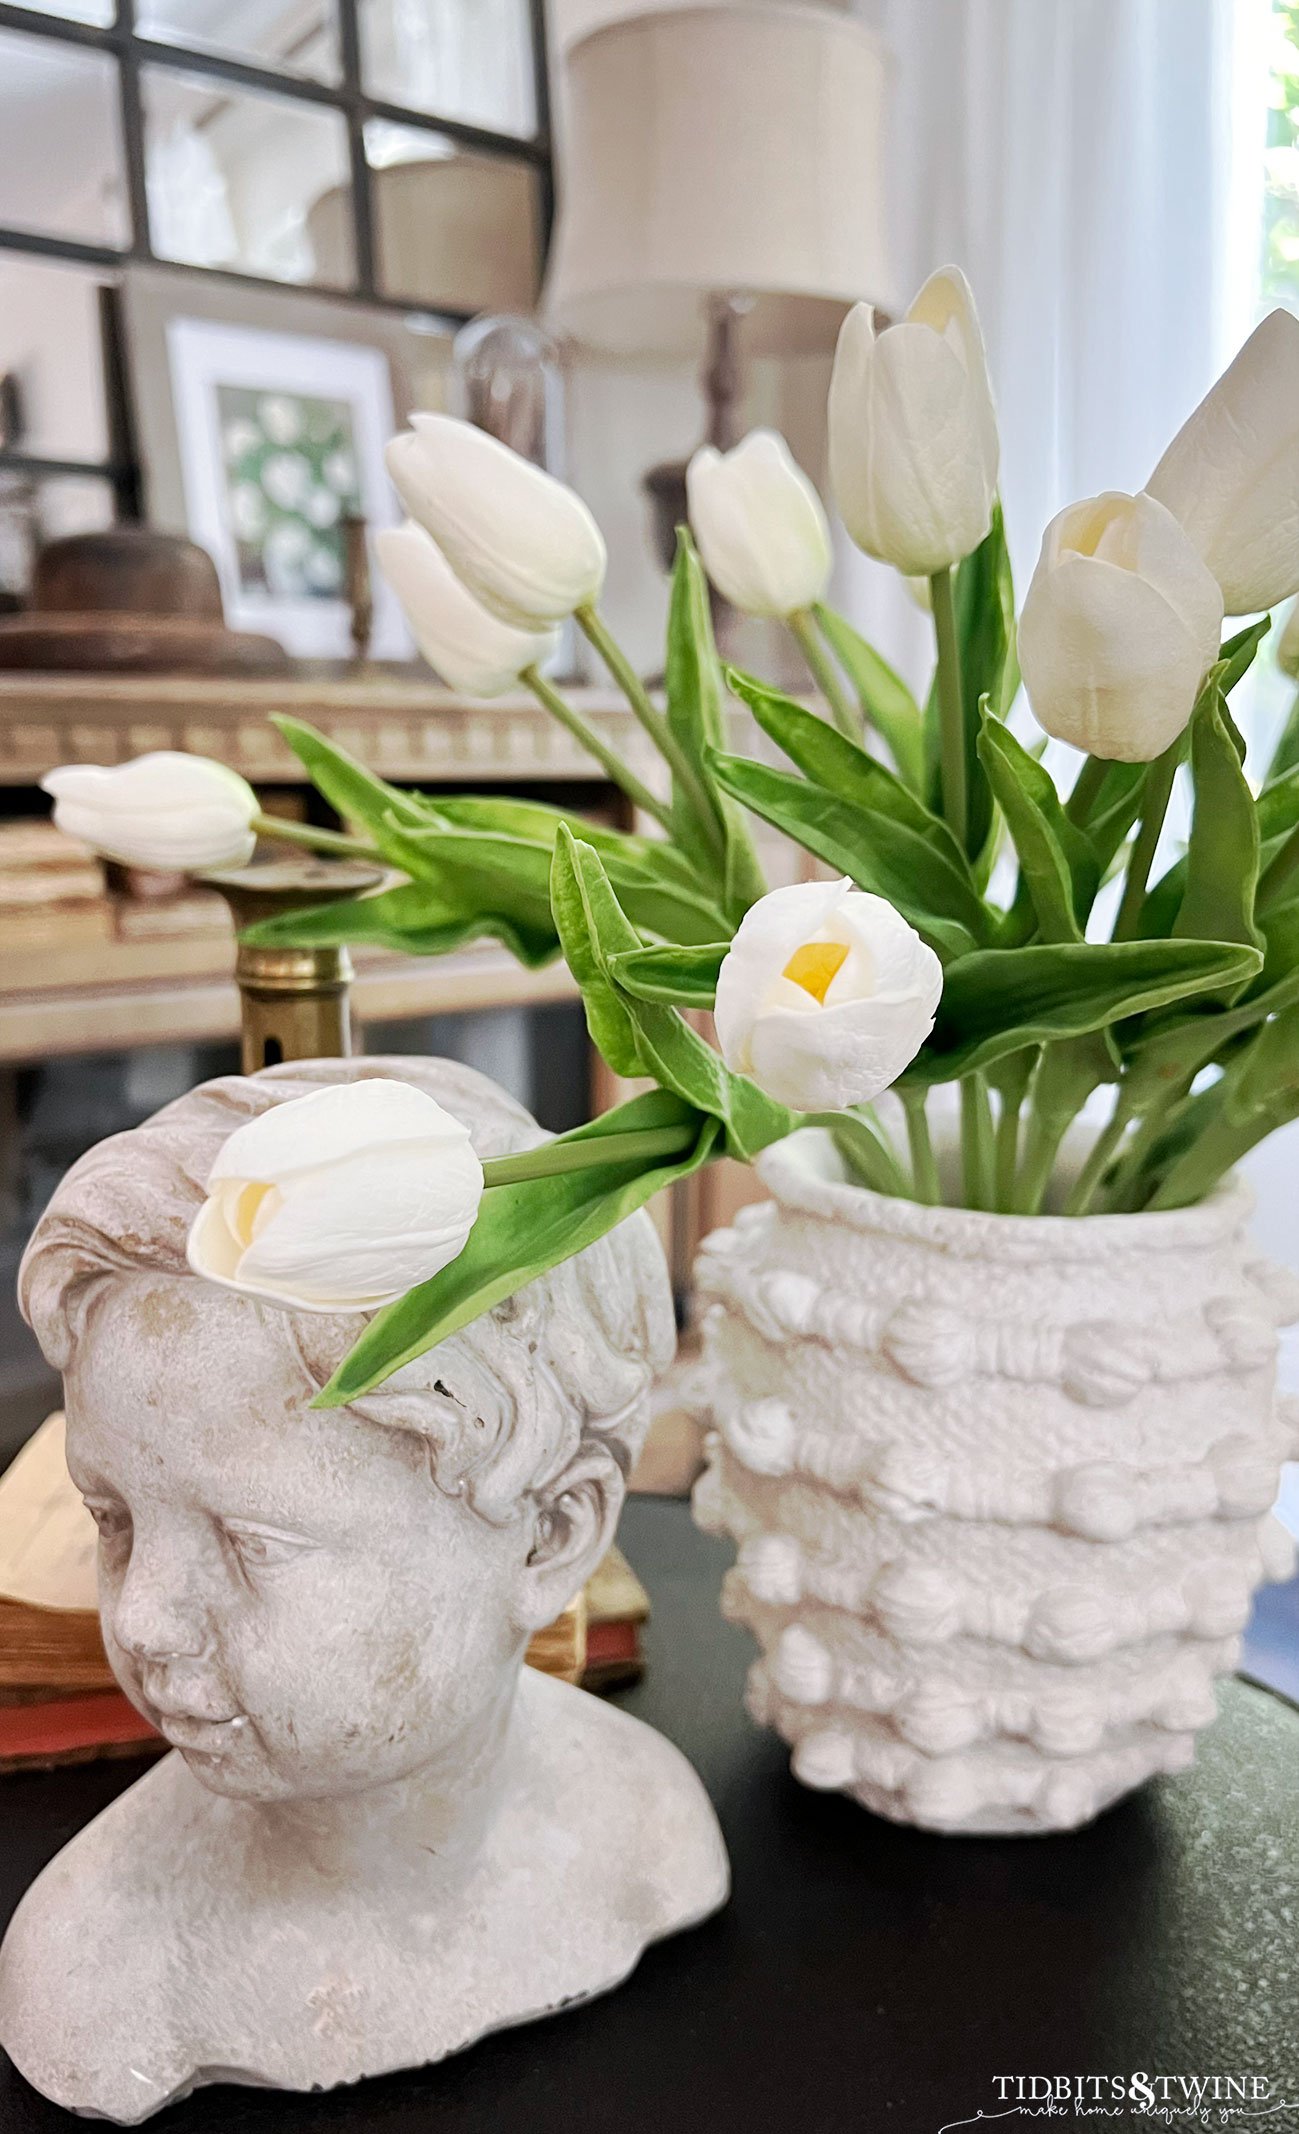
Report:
118,268,454,659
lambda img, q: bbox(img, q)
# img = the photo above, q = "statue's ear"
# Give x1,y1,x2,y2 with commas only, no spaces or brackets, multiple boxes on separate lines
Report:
514,1442,625,1634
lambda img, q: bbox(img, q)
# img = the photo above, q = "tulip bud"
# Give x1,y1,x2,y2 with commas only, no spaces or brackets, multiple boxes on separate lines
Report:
1146,309,1299,615
713,877,942,1113
41,752,259,871
187,1078,485,1313
686,429,832,618
1018,490,1223,763
376,520,557,695
829,266,1000,577
385,413,606,628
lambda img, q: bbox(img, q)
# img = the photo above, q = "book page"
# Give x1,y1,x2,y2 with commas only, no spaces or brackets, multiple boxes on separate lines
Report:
0,1413,98,1613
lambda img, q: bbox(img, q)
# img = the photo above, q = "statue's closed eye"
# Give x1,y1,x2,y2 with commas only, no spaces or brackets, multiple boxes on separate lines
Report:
220,1519,318,1573
82,1497,130,1553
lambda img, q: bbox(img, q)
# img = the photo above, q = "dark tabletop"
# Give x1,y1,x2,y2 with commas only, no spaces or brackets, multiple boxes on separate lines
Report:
2,1498,1298,2134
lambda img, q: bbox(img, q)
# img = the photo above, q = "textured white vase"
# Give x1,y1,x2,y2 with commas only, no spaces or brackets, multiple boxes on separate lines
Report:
692,1128,1299,1836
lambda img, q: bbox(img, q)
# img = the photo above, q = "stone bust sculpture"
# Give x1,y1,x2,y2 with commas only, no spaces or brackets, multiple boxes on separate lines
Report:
0,1057,728,2123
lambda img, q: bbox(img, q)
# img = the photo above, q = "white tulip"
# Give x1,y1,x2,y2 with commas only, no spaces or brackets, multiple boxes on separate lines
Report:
713,877,942,1113
187,1078,484,1314
1018,490,1223,763
385,413,606,627
41,752,258,871
686,429,832,617
1146,308,1299,616
829,266,999,578
376,520,557,695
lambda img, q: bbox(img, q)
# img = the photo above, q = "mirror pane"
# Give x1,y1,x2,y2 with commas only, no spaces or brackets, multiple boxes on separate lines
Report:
9,0,115,23
0,471,116,606
135,0,340,86
142,66,353,286
0,30,127,248
359,0,536,139
358,121,541,313
0,257,111,462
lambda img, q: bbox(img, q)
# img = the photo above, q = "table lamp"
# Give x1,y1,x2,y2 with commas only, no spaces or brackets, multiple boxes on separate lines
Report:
544,0,895,563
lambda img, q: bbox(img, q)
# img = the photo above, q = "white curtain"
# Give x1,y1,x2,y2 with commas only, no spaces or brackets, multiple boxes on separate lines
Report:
840,0,1269,683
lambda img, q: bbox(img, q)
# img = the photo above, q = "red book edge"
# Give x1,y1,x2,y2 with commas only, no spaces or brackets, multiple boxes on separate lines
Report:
1,1689,160,1765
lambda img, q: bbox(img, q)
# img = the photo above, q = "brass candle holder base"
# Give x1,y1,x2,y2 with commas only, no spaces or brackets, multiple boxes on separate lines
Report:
207,857,386,1073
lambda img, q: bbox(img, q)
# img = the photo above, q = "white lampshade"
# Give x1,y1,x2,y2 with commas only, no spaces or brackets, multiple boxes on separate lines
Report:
544,1,895,359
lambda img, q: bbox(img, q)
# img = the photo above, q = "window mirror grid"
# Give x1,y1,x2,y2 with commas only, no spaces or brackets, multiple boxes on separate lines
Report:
0,0,550,500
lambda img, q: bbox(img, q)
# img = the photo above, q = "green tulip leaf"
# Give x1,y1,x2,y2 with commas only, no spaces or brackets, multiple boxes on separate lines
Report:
1147,1000,1299,1208
1267,690,1299,784
271,716,440,837
240,878,558,967
706,749,988,962
665,531,766,919
552,828,791,1161
610,941,727,1008
550,825,648,1078
977,708,1098,942
902,937,1263,1084
1173,684,1262,956
923,501,1016,858
1218,615,1271,702
810,603,926,788
317,1089,723,1404
725,665,972,876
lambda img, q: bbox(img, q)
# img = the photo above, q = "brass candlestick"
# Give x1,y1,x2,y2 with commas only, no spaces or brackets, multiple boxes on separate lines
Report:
207,857,385,1071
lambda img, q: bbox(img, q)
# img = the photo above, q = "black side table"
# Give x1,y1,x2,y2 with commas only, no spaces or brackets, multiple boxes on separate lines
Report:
2,1497,1297,2134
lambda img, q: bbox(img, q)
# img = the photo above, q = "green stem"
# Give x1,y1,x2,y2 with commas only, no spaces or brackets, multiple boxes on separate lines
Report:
994,1089,1022,1210
521,666,672,831
575,604,720,846
251,812,380,862
1064,755,1109,827
481,1121,696,1188
899,1086,940,1203
1112,744,1179,942
1063,1104,1128,1217
787,610,861,740
960,1074,995,1210
1014,1108,1070,1214
929,565,968,847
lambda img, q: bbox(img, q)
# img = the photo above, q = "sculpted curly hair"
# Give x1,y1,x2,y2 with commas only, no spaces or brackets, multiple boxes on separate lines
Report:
19,1056,675,1526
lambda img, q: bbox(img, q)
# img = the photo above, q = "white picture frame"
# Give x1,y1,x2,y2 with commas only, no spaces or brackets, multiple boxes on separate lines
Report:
164,314,410,660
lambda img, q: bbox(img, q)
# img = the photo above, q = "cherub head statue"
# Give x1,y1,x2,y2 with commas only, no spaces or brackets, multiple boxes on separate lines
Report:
19,1057,675,1808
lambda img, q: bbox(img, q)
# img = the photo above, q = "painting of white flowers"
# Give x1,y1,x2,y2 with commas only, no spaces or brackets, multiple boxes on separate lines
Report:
165,316,412,659
217,386,360,604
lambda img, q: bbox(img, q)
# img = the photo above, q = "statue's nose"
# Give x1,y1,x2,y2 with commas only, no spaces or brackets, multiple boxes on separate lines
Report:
109,1537,211,1664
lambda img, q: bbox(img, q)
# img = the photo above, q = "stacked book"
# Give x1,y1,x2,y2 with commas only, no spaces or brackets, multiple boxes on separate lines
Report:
0,819,111,951
0,1415,651,1771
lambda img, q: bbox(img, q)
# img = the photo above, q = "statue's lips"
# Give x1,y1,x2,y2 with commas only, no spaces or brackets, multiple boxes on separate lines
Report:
142,1699,248,1752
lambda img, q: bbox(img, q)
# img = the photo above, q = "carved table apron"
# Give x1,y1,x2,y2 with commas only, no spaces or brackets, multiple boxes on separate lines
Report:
2,1497,1297,2133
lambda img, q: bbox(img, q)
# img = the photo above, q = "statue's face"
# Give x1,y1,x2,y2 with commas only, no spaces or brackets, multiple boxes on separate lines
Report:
63,1275,528,1803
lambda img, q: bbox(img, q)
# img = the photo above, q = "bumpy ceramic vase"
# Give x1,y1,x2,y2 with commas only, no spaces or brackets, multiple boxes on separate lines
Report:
692,1127,1299,1835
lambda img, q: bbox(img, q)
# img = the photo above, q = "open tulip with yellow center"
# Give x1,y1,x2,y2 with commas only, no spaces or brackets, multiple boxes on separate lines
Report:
1146,307,1299,617
1018,490,1223,763
829,266,999,578
385,413,607,629
187,1078,484,1312
686,430,832,619
713,878,943,1113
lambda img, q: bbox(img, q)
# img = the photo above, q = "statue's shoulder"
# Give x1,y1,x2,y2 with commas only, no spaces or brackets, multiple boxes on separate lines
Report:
512,1670,730,1938
0,1756,208,2121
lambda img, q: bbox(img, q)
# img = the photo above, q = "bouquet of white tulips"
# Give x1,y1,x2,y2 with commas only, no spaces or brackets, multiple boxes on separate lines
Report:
45,270,1299,1404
